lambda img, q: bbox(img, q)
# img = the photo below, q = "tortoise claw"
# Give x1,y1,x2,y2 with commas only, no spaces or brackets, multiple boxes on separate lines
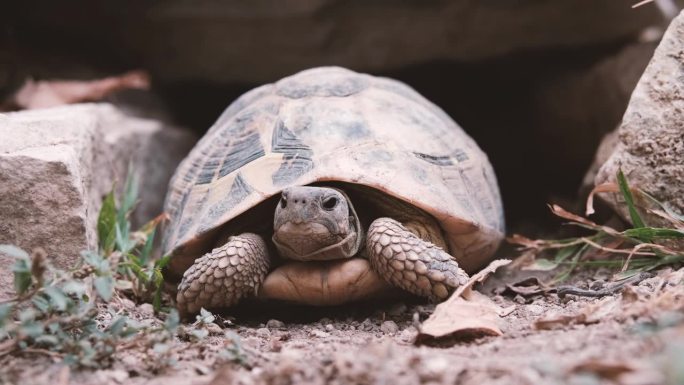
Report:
366,218,469,301
176,233,270,315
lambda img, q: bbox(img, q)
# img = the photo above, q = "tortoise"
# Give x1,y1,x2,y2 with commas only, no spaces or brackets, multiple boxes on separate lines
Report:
163,67,505,315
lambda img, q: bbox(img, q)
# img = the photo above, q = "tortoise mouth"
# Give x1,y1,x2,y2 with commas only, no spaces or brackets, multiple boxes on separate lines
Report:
272,229,361,261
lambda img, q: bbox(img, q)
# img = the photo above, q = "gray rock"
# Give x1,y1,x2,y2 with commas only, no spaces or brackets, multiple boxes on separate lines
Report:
380,320,399,334
595,11,684,224
266,319,285,329
0,103,195,300
13,1,666,84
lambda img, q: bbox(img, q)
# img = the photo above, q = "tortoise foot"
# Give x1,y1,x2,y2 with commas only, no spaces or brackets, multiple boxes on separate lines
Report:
366,218,469,301
176,233,270,315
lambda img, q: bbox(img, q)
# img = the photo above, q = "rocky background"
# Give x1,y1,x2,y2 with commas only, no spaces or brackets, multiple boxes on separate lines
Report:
0,0,682,299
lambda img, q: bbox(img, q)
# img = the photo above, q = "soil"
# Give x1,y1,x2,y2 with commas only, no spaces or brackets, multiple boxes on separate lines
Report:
2,266,683,385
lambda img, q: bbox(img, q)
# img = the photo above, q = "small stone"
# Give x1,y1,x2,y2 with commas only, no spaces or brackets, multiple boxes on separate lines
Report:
325,324,335,332
526,304,544,316
206,323,223,335
380,320,399,334
256,327,271,338
514,294,527,304
266,319,285,329
310,329,330,338
399,327,417,343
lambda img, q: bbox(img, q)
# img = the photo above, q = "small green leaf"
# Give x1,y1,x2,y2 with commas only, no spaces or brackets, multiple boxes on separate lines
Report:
165,309,180,332
44,287,69,311
12,258,32,295
155,254,172,270
81,251,108,272
94,276,114,302
190,328,209,340
0,303,13,327
524,258,559,271
622,227,684,240
0,244,29,259
139,228,156,265
32,295,50,313
97,191,118,253
617,169,646,229
35,335,59,346
62,281,87,296
107,316,127,335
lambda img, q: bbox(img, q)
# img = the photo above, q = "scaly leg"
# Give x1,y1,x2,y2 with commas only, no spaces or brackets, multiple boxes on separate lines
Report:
366,218,468,300
176,233,270,315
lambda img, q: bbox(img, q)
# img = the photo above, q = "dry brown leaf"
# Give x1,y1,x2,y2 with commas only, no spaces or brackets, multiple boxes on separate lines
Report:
416,291,503,343
570,359,634,380
585,182,619,216
506,234,544,249
4,70,150,111
549,204,600,227
415,259,511,344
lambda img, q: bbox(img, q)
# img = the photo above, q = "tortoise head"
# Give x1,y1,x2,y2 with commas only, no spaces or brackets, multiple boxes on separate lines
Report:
272,186,362,261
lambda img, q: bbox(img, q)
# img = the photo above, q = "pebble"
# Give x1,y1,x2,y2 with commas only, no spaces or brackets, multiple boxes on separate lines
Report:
310,329,330,338
380,320,399,334
514,295,527,304
139,303,154,317
399,327,417,342
325,324,335,332
266,319,285,329
526,304,544,316
256,327,271,338
206,323,224,335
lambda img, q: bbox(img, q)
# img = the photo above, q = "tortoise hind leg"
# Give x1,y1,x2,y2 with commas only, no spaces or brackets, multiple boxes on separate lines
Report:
366,218,468,301
176,233,270,315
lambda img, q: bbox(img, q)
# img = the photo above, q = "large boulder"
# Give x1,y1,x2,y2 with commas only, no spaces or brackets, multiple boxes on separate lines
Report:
0,104,195,299
595,11,684,222
5,0,667,84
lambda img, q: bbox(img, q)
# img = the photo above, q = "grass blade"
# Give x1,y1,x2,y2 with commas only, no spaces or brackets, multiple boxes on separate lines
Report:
617,169,646,228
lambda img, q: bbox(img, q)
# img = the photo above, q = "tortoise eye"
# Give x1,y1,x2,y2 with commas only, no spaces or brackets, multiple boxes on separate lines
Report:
322,197,338,210
280,195,287,209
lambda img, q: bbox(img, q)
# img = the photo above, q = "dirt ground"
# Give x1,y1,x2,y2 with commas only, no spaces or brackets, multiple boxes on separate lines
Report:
2,265,683,385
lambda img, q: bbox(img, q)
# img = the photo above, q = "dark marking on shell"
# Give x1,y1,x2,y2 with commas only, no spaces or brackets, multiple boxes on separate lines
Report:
218,132,265,178
177,190,209,244
413,149,469,166
413,152,454,166
271,120,313,186
200,173,253,232
197,110,266,184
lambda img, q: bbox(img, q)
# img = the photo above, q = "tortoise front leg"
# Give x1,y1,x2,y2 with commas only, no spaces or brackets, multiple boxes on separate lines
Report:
176,233,270,315
366,218,468,301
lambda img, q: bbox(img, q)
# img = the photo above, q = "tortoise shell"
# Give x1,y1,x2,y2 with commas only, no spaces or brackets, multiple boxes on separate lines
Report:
163,67,505,276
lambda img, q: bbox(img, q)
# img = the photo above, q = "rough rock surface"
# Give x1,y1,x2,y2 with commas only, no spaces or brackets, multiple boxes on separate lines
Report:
7,0,666,84
595,11,684,222
0,104,195,299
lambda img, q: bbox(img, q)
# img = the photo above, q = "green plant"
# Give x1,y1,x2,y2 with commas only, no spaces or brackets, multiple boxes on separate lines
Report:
98,171,171,311
0,171,177,367
510,170,684,282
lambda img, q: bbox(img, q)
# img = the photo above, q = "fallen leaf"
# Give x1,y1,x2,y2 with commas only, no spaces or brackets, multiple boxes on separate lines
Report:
570,359,634,380
3,70,149,111
415,259,511,344
585,182,619,216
